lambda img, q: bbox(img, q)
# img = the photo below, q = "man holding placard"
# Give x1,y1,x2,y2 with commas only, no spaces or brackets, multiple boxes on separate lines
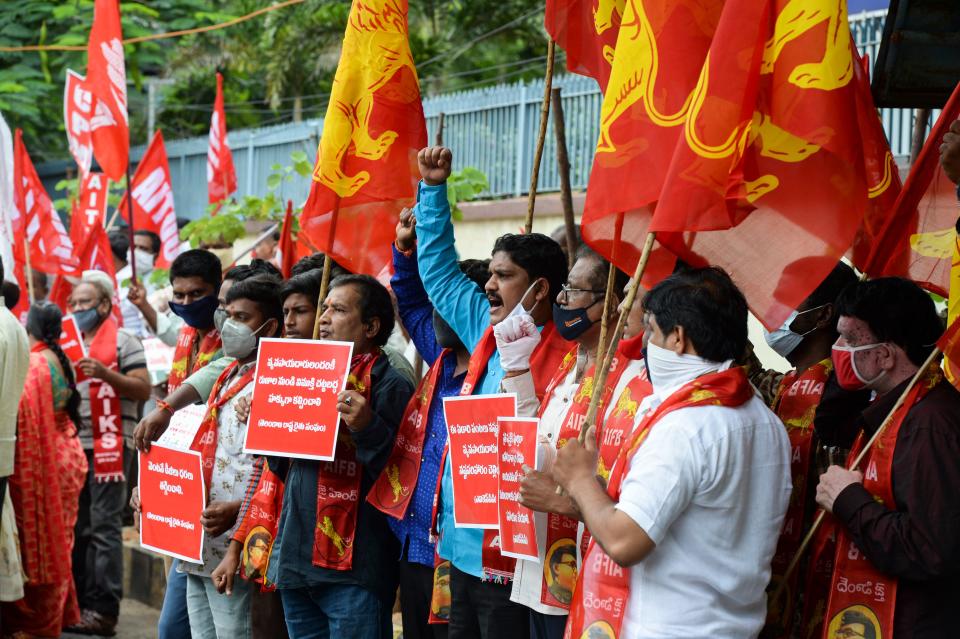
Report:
257,274,413,638
178,274,283,638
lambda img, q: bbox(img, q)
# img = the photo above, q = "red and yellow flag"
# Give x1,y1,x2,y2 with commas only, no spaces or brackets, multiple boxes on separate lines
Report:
545,0,624,90
580,0,894,328
300,0,427,277
859,81,960,297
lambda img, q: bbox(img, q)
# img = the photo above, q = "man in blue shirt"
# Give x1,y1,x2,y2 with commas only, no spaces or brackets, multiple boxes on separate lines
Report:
413,146,571,639
381,208,490,639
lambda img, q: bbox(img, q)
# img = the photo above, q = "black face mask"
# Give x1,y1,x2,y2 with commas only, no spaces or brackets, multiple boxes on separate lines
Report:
433,311,464,350
552,303,596,341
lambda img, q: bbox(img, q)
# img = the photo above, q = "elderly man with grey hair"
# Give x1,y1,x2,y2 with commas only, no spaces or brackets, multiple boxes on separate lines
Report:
65,270,152,636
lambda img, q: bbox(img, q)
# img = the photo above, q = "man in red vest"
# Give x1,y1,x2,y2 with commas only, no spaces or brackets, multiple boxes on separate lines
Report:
815,277,960,638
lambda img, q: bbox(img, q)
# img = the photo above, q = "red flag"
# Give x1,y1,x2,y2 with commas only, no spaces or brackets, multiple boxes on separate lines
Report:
859,81,960,296
70,172,109,248
300,0,427,277
85,0,128,181
12,129,80,280
277,200,297,279
581,0,886,328
545,0,623,90
64,69,95,178
118,131,180,268
207,72,237,209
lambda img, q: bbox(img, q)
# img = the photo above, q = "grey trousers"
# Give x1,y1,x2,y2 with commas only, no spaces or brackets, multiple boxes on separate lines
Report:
72,448,127,617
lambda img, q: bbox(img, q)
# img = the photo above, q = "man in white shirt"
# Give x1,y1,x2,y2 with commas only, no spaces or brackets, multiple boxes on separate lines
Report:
552,266,792,639
0,258,29,514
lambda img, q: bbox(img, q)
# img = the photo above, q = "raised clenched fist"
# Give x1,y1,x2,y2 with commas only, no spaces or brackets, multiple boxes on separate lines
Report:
418,146,453,186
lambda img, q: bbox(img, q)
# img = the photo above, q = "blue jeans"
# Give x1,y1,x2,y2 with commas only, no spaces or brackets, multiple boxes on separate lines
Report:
158,560,191,639
185,573,253,639
279,584,392,639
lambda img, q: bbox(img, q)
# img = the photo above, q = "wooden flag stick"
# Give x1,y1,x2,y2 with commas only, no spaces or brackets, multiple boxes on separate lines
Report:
312,253,334,340
524,40,556,235
578,231,656,444
551,87,577,269
126,164,137,283
23,236,36,303
436,112,446,146
595,262,618,367
768,344,943,607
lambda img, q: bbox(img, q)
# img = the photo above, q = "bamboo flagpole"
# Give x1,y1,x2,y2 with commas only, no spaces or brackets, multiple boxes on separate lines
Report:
311,206,340,339
524,40,556,234
126,164,137,283
768,344,943,607
23,235,36,303
551,87,578,269
578,231,656,443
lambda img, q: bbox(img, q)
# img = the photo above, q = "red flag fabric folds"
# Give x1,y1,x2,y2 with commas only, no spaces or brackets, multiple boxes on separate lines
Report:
12,129,80,279
300,0,427,277
859,81,960,296
64,70,95,179
207,72,237,209
581,0,891,328
544,0,624,90
277,201,297,279
118,131,180,268
85,0,128,182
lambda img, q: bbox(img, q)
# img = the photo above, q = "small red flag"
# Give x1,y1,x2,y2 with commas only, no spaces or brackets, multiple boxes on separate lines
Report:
544,0,623,90
12,129,80,279
85,0,128,182
207,72,237,209
118,131,180,268
277,201,297,279
70,172,109,248
299,0,427,277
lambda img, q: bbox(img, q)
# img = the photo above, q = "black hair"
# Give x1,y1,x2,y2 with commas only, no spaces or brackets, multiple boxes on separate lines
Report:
291,253,349,278
280,270,324,307
839,610,876,639
169,249,222,289
329,274,396,347
134,230,162,255
26,302,82,432
224,259,282,283
107,229,129,262
491,233,567,302
460,258,490,290
835,277,942,367
0,257,4,283
271,231,281,242
804,261,859,310
575,244,629,300
2,280,19,310
225,274,284,337
642,267,748,362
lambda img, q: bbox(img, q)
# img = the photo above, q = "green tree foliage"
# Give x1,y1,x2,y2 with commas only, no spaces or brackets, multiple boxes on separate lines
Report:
2,0,549,164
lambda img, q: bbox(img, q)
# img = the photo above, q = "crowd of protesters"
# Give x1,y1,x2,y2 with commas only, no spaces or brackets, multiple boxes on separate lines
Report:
0,134,958,639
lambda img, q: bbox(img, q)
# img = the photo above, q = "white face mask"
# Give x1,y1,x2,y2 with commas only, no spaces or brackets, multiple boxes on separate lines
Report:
133,248,156,274
763,304,827,359
506,279,541,321
645,341,722,394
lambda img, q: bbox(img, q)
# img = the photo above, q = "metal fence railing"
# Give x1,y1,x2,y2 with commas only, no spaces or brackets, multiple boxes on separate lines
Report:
39,9,931,220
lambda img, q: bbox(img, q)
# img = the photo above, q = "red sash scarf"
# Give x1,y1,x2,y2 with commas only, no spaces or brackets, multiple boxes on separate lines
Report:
191,360,256,488
565,368,754,639
539,345,630,610
87,317,125,483
167,326,221,393
596,360,652,482
311,352,379,571
764,358,831,638
821,368,941,639
368,350,451,518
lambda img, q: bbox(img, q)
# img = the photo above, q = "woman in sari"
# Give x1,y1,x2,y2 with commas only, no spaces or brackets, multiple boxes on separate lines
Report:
2,302,88,637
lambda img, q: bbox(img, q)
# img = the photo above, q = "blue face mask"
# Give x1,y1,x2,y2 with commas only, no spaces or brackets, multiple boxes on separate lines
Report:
73,307,102,334
552,302,597,341
169,295,219,330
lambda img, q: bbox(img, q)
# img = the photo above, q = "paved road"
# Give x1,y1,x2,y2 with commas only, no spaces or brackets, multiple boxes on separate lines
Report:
62,598,160,639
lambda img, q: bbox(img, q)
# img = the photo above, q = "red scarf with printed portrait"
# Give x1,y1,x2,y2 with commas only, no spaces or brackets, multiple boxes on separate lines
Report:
87,317,124,482
820,368,941,639
565,368,753,639
538,345,629,609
